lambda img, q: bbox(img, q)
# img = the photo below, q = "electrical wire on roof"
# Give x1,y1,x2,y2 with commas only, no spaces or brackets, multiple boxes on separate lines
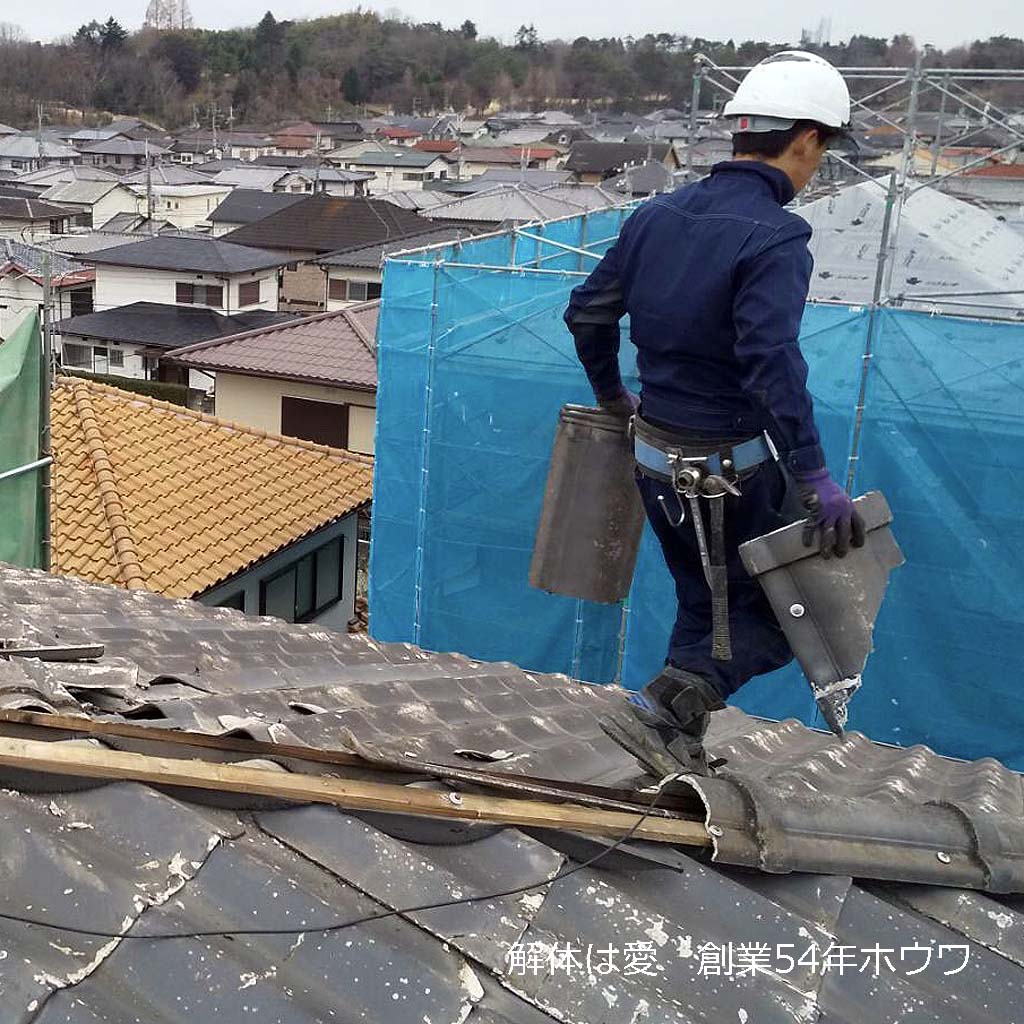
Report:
0,774,678,941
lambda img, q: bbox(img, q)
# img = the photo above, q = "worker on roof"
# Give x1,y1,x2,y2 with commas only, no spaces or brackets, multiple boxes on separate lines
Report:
564,51,865,777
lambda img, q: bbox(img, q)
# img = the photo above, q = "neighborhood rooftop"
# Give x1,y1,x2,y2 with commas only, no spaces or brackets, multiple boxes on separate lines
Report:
221,194,429,252
50,377,372,596
168,302,380,389
55,302,295,349
79,234,291,273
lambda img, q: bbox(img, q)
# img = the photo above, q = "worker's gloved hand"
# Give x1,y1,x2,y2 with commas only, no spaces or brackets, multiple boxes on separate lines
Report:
794,468,866,559
598,388,640,419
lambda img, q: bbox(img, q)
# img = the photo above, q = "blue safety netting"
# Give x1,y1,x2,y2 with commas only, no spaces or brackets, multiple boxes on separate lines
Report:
370,210,1024,769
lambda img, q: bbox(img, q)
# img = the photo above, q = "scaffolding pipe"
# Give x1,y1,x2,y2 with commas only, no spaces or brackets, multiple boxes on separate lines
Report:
40,256,52,572
687,64,703,181
0,457,52,485
845,171,898,494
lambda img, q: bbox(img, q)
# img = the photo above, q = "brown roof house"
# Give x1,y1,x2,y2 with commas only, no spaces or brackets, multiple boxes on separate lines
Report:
222,194,426,312
167,302,379,455
51,376,373,627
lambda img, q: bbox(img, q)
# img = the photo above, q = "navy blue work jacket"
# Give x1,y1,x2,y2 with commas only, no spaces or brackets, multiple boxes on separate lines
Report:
564,160,825,474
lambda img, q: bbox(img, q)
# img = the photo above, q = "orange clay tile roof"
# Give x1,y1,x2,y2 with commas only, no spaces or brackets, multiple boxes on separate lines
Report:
50,377,373,598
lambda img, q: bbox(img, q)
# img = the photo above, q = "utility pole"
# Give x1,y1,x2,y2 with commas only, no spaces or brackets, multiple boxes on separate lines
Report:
36,103,43,168
40,254,53,573
145,139,155,232
211,103,218,156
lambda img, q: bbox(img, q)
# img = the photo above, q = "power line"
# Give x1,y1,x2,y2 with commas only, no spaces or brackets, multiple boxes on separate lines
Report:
0,774,677,941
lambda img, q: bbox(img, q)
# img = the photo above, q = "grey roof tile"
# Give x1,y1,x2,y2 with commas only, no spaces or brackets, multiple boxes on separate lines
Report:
81,234,289,274
0,565,1022,1021
167,302,379,388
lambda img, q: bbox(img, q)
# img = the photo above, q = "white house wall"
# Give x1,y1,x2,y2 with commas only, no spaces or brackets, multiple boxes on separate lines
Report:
215,371,376,455
197,513,360,631
94,265,279,313
324,266,381,311
150,189,232,229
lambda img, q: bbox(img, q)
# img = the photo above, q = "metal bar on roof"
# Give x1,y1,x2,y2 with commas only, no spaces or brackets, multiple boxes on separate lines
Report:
821,150,889,191
922,78,1024,145
512,229,602,262
433,261,590,277
0,455,52,485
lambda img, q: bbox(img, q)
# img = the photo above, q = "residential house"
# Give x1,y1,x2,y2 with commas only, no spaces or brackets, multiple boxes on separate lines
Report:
120,163,213,187
11,163,119,193
565,141,679,183
168,302,380,455
167,129,275,165
312,168,373,197
311,120,365,146
457,146,562,177
422,184,605,225
0,561,1021,1022
272,122,326,156
0,195,73,240
79,137,170,171
209,166,314,193
50,377,372,627
0,133,80,173
222,194,427,311
55,301,294,384
438,168,574,194
603,160,678,197
206,189,308,237
36,179,140,229
146,183,234,230
948,162,1024,209
340,147,453,193
95,212,178,234
320,226,476,310
374,125,423,146
80,234,288,314
0,239,93,340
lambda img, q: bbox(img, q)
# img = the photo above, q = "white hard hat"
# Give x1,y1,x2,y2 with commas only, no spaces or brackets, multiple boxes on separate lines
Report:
723,50,851,130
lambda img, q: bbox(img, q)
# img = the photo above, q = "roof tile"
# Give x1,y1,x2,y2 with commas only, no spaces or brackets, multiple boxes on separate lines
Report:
51,378,372,597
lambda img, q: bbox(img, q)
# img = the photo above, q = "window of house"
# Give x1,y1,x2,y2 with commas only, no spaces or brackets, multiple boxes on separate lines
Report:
109,348,124,368
327,279,381,303
281,396,349,448
176,282,223,307
238,280,261,307
401,171,424,181
327,278,347,301
69,288,93,317
93,347,109,374
258,535,345,622
61,342,91,368
216,591,246,611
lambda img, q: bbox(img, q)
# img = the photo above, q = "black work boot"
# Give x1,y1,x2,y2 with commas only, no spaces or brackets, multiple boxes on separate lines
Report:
601,666,726,778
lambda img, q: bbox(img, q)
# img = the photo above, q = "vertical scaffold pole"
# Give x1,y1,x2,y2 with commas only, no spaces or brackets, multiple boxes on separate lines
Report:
687,63,703,181
845,171,898,494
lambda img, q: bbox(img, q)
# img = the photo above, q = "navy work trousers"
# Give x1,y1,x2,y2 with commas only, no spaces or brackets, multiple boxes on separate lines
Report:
636,460,795,700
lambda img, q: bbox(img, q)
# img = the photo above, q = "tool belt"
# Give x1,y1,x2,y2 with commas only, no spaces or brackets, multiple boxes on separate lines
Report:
632,415,776,662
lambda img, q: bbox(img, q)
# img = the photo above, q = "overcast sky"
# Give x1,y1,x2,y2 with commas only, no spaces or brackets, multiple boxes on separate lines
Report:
7,0,1022,50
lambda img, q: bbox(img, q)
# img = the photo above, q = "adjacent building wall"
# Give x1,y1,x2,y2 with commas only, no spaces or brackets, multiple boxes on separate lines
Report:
215,371,376,454
197,513,360,631
94,265,279,313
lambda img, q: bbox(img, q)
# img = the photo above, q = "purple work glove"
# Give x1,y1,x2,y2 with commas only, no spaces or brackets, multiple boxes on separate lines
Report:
598,388,640,419
793,468,867,559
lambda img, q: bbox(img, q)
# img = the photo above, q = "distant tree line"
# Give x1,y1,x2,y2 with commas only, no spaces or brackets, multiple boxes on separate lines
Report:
0,12,1022,129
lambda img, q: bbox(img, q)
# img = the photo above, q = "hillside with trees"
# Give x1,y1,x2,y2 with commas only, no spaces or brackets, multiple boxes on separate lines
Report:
0,12,1022,128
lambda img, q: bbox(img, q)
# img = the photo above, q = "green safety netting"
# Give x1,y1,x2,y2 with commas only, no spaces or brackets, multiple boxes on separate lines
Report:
0,312,44,569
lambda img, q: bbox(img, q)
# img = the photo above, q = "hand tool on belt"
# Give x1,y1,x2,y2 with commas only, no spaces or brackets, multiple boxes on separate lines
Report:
631,415,776,661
